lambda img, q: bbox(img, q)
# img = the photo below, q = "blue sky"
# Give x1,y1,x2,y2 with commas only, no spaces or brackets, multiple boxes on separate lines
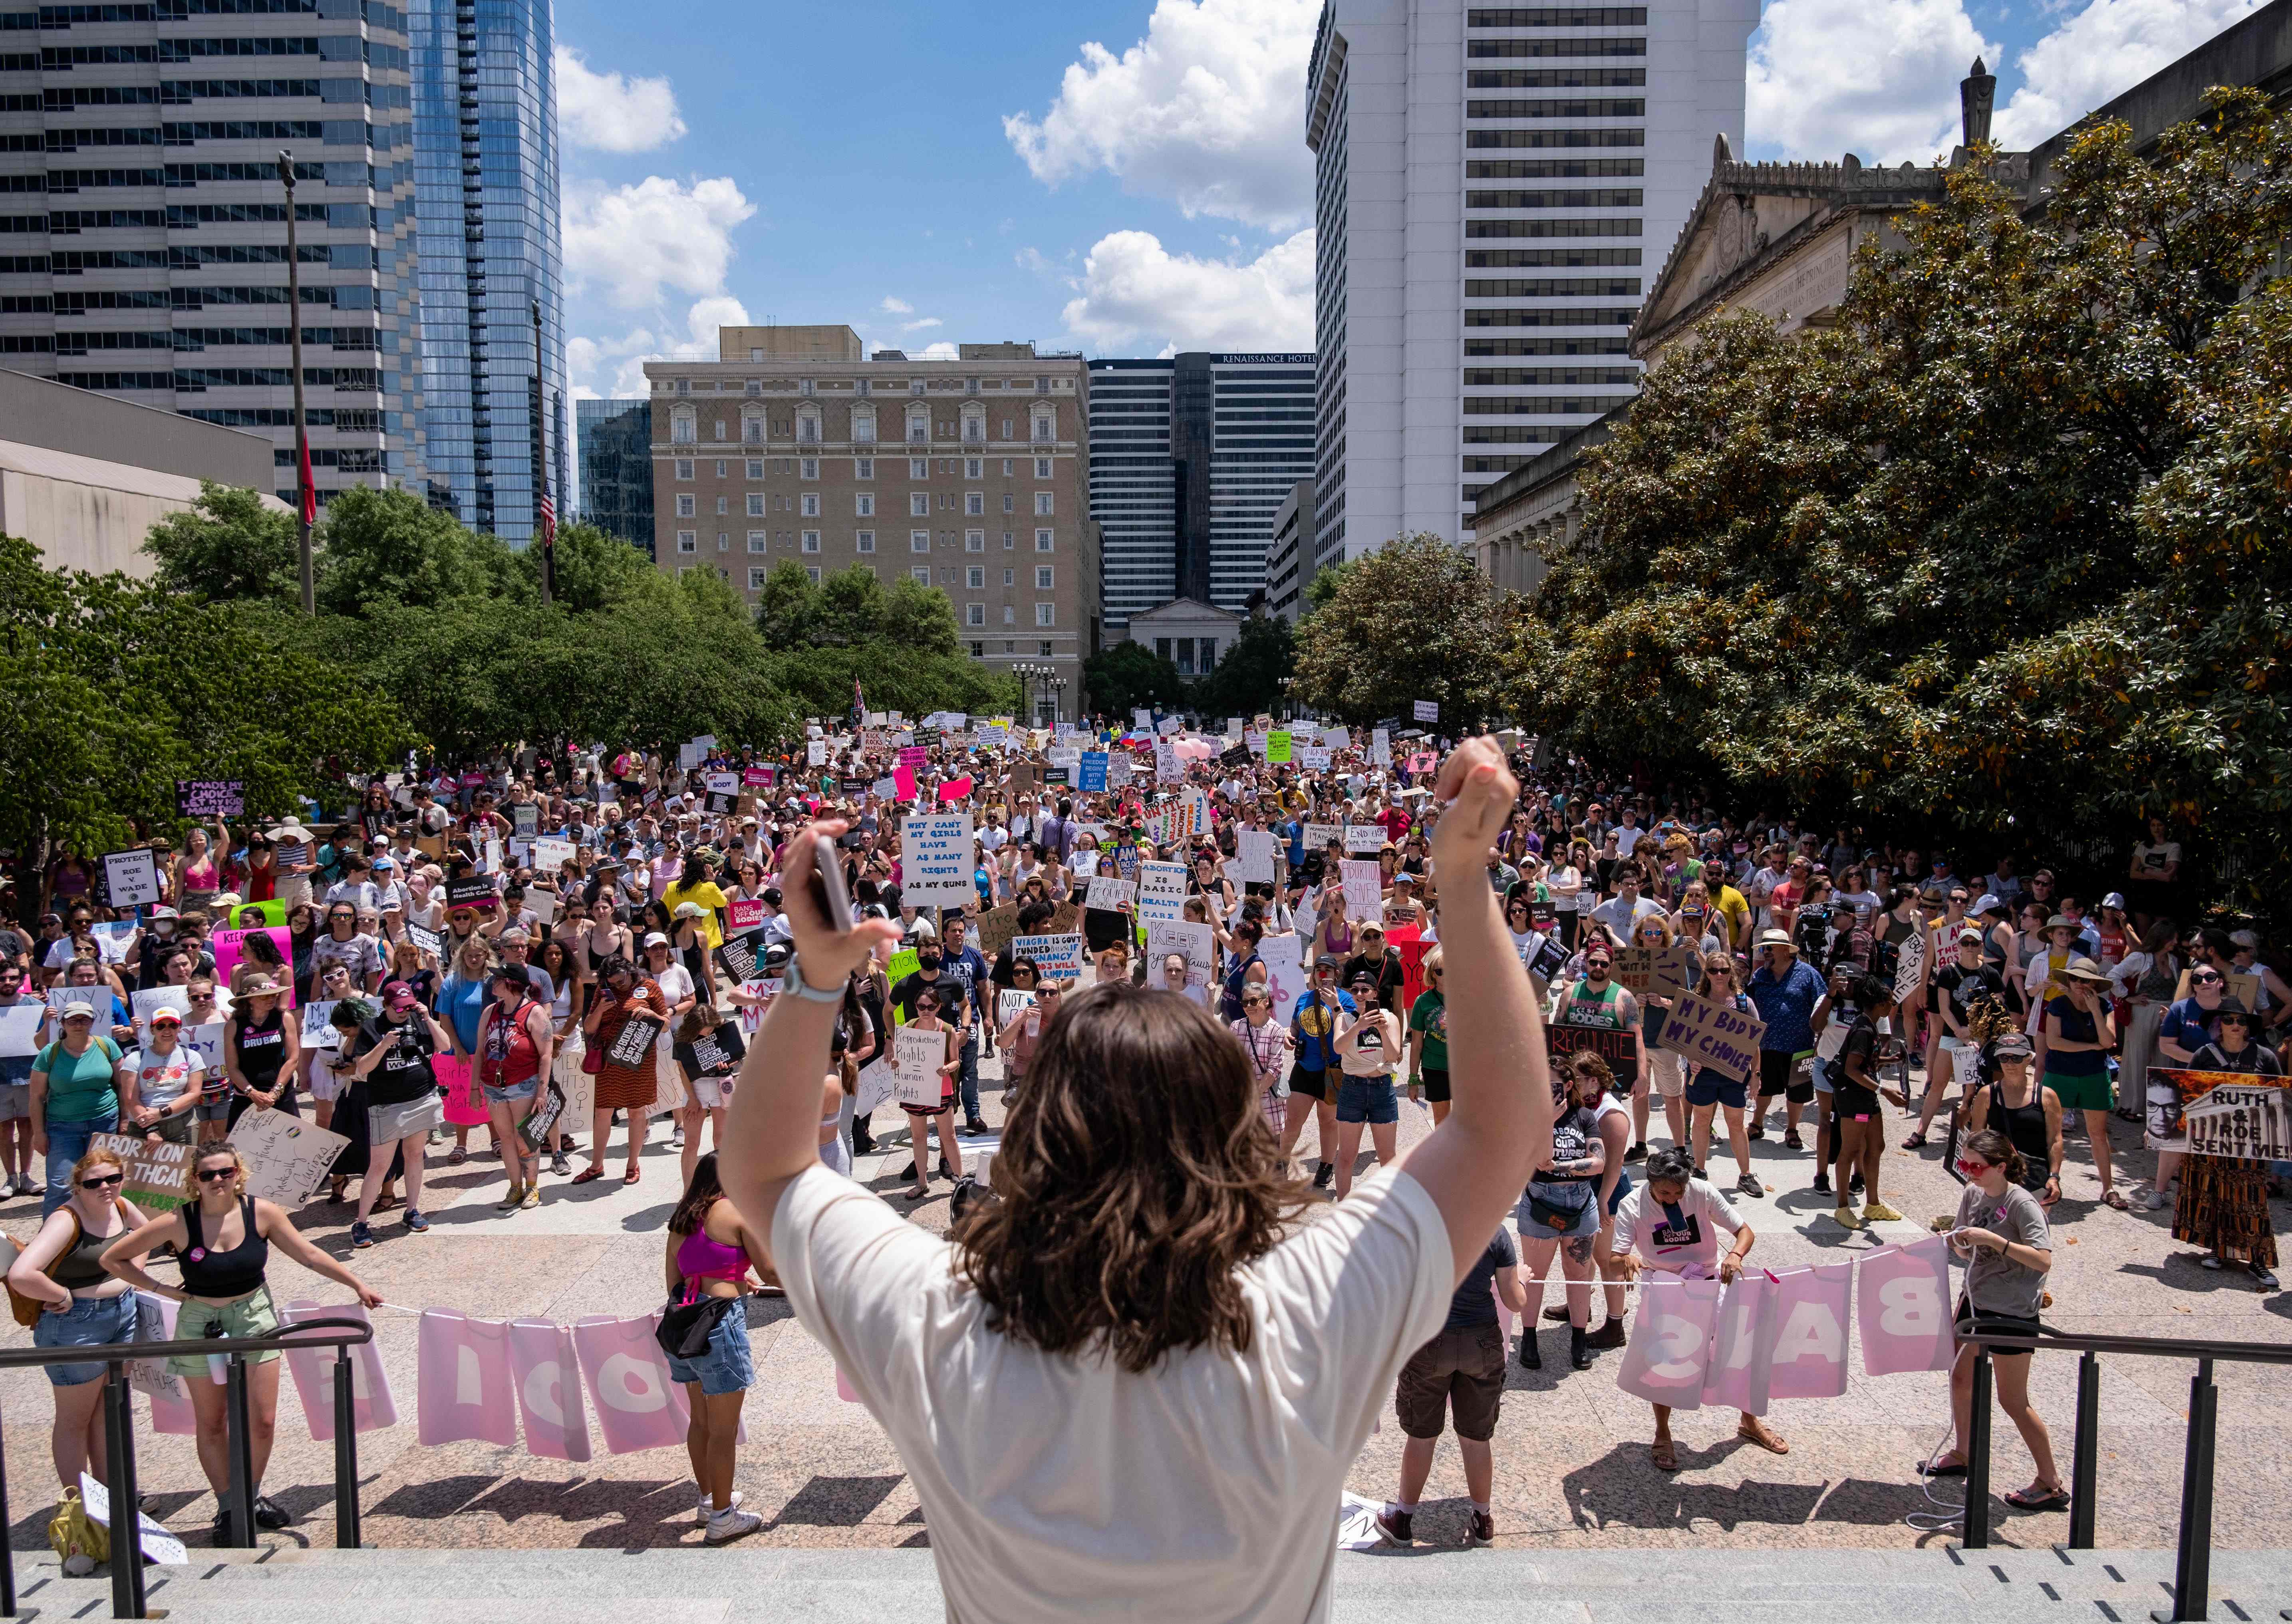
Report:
556,0,2263,399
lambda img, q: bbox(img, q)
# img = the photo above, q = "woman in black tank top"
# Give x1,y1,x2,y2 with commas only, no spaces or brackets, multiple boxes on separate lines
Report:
1966,1042,2061,1204
101,1141,382,1544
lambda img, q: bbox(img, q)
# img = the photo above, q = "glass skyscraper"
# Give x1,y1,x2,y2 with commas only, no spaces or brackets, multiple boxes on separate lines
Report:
575,395,651,556
410,0,562,541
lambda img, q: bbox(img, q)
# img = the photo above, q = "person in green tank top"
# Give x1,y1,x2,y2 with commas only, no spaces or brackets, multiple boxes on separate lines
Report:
1555,943,1645,1099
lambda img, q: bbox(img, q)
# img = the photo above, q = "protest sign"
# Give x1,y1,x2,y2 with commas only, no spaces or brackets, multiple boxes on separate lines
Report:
1413,700,1440,723
2154,1068,2292,1161
1232,830,1278,885
717,935,763,984
1300,746,1332,771
0,1003,43,1058
1370,727,1392,767
1891,929,1926,1007
176,780,244,818
899,812,974,908
1658,991,1765,1084
89,1132,195,1210
1340,860,1384,922
1084,877,1135,913
1145,919,1215,994
855,1057,898,1119
1011,932,1086,980
103,847,161,909
1135,861,1189,927
1303,822,1343,855
408,923,442,961
893,1026,945,1109
1078,752,1108,793
1545,1024,1639,1067
233,1106,351,1207
531,836,574,874
1106,751,1134,788
606,1014,665,1070
1615,943,1700,998
90,921,134,963
808,739,828,766
1322,728,1351,751
1266,731,1293,764
213,925,296,1006
131,985,191,1028
300,997,340,1052
512,802,539,840
727,898,767,934
1343,823,1385,855
1154,739,1183,784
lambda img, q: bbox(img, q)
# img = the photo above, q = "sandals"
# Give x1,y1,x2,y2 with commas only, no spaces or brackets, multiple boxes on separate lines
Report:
623,1165,642,1184
1651,1439,1678,1472
905,1186,932,1201
571,1165,604,1185
2101,1189,2130,1210
1736,1418,1789,1455
1900,1132,1929,1150
1919,1455,1967,1478
2004,1485,2071,1512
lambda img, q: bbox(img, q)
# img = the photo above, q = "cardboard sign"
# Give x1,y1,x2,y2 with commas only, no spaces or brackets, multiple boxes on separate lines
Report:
900,812,975,909
299,997,340,1052
1615,943,1700,997
232,1106,351,1208
1145,919,1215,993
1544,1024,1638,1066
1232,830,1278,885
1658,991,1766,1085
89,1132,196,1211
0,1003,42,1058
1084,877,1135,913
892,1025,945,1109
1011,932,1086,980
1892,929,1926,1007
1303,822,1343,854
176,780,244,818
103,848,162,909
1135,861,1190,927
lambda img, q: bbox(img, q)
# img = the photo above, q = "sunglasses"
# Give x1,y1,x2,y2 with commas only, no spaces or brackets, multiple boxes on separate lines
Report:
196,1166,237,1183
1954,1159,1991,1177
2193,973,2223,985
79,1171,124,1189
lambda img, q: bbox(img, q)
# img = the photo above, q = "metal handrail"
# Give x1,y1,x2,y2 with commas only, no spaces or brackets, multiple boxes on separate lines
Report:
0,1314,374,1620
1958,1321,2286,1623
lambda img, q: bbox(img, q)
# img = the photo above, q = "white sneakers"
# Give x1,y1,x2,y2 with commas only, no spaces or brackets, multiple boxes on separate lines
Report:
694,1488,742,1525
704,1505,763,1544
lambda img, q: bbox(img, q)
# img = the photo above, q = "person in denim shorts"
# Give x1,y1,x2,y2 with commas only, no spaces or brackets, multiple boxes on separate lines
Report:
664,1152,766,1543
1329,972,1402,1200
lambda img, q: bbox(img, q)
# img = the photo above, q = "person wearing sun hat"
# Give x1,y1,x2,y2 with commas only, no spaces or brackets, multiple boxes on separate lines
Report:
2040,957,2123,1209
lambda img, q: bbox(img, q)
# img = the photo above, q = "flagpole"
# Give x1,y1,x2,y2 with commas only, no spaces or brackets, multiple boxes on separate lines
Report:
532,296,552,606
280,148,314,614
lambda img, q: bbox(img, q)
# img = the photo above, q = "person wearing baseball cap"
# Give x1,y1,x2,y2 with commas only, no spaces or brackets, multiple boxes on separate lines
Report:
127,1006,205,1146
1905,926,2010,1150
1962,1029,2060,1206
339,979,455,1247
28,998,125,1216
1327,969,1402,1199
1278,954,1356,1189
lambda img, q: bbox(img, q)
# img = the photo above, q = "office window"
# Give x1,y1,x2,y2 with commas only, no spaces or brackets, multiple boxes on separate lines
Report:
1036,566,1055,589
856,379,872,397
746,459,763,479
965,530,985,552
1001,459,1014,476
714,461,727,478
800,458,818,480
802,531,821,553
912,566,931,584
1002,492,1015,513
856,530,875,553
1004,605,1016,624
910,457,928,479
1001,420,1014,439
967,566,985,589
965,492,984,516
1035,602,1056,627
807,567,822,584
1003,568,1015,586
965,458,983,478
800,493,819,517
743,415,762,444
675,494,695,517
970,641,985,658
910,492,930,517
854,456,873,478
1034,492,1054,516
671,411,695,444
717,533,729,551
747,530,766,553
855,492,874,516
1035,457,1052,478
910,379,926,395
677,530,696,553
746,493,765,517
674,459,693,480
966,602,985,626
799,377,814,396
1035,528,1055,552
748,568,767,590
910,530,930,553
746,379,761,393
713,420,726,440
1031,409,1053,443
1004,531,1016,550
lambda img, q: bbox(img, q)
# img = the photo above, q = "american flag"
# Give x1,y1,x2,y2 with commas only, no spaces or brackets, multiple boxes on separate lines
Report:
538,484,556,549
296,432,316,526
851,677,867,726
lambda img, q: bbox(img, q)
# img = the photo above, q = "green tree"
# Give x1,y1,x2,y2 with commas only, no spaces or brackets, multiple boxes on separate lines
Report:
141,481,300,605
1194,612,1294,720
523,522,657,614
1082,639,1186,719
314,485,509,613
883,577,961,657
1293,533,1513,727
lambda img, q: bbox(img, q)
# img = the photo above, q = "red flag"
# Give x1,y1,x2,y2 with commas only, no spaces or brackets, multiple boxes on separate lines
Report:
296,432,316,525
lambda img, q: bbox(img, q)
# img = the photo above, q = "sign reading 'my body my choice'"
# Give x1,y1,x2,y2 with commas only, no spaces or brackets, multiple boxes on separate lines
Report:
900,813,974,909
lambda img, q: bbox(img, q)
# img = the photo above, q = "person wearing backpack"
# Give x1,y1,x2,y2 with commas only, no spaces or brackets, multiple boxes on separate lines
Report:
5,1144,158,1491
28,1001,127,1217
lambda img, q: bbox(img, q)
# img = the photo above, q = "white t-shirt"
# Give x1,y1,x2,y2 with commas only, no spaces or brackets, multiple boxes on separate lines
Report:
1613,1177,1741,1273
772,1162,1452,1624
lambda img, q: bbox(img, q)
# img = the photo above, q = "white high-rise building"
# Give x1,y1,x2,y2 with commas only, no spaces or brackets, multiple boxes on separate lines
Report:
1305,0,1755,568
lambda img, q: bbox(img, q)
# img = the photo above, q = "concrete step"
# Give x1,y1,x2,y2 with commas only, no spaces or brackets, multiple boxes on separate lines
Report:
10,1543,2288,1623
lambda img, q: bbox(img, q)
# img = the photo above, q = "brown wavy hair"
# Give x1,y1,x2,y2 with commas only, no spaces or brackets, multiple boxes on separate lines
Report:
953,980,1305,1372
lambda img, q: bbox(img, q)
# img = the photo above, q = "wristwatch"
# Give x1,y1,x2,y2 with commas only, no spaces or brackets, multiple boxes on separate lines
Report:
780,951,846,1004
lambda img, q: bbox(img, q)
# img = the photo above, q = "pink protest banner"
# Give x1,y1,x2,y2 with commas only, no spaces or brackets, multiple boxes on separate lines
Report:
417,1309,517,1447
1855,1237,1956,1376
892,764,918,802
1702,1271,1779,1415
510,1318,592,1461
936,774,973,804
572,1313,690,1454
897,746,928,771
212,925,296,1009
726,898,767,933
278,1300,396,1439
437,1053,488,1126
741,766,775,788
1615,1275,1722,1410
1762,1261,1854,1402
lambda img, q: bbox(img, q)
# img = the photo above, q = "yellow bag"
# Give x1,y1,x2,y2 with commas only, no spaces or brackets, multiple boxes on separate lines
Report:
48,1487,109,1571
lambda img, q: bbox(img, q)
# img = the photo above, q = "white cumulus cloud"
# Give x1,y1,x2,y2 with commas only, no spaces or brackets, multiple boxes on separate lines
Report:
554,47,686,153
902,317,943,332
880,296,914,314
1994,0,2265,147
1004,0,1318,230
1746,0,1999,162
563,176,755,308
1060,228,1314,353
916,341,960,360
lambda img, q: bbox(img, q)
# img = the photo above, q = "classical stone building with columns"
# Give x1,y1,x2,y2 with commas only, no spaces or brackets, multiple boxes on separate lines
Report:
1468,407,1622,596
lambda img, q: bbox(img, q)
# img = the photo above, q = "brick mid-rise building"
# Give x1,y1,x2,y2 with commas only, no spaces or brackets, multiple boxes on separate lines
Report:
645,324,1098,725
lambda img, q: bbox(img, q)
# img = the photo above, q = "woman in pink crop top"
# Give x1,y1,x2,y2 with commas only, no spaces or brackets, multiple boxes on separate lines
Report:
664,1151,770,1542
